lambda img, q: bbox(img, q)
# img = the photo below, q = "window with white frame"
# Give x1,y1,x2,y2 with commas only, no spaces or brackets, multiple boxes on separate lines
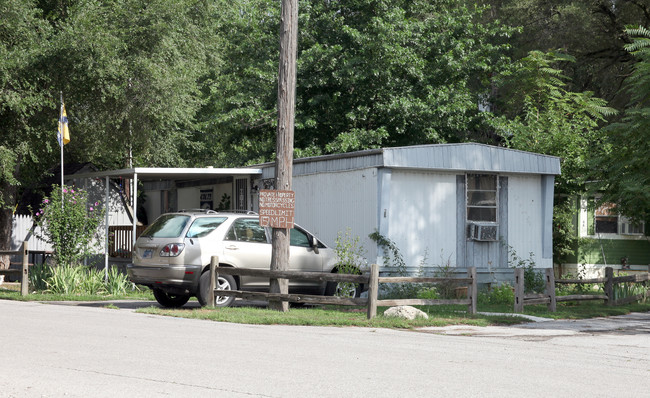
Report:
594,202,645,235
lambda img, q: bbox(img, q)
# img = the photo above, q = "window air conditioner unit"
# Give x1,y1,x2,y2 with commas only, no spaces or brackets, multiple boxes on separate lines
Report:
468,222,498,241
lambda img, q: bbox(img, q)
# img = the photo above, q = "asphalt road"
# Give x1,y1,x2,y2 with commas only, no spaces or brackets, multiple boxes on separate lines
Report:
1,299,649,398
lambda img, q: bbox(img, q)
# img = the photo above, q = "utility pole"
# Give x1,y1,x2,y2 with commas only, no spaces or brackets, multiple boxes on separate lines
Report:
269,0,298,311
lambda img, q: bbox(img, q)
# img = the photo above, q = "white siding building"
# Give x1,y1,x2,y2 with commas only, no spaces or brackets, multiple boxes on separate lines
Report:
253,143,561,285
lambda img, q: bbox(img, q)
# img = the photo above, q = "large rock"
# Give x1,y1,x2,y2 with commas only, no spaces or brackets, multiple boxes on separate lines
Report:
383,305,428,320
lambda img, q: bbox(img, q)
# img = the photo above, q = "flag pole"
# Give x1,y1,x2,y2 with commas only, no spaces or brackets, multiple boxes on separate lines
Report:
60,92,64,209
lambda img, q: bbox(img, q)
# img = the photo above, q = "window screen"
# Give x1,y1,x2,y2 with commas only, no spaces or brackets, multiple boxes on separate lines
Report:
466,174,498,222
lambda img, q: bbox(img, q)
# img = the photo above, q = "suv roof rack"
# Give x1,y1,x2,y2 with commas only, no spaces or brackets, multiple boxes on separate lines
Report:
177,209,258,215
178,209,218,214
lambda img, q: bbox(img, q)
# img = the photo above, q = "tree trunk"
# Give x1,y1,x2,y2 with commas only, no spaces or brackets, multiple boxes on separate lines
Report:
0,181,18,270
269,0,298,312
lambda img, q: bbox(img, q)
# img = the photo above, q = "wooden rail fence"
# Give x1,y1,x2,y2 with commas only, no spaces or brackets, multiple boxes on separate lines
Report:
208,257,477,319
514,266,650,312
0,241,29,296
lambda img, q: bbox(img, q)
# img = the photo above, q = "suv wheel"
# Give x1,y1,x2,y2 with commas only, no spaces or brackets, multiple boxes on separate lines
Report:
325,281,360,298
197,271,237,307
153,288,190,308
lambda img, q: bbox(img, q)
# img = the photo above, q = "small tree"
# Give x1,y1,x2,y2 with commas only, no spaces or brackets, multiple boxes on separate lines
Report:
34,185,104,267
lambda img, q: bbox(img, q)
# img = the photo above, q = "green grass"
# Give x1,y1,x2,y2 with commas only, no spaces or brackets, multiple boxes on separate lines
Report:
134,300,650,328
478,301,650,319
4,286,650,328
0,286,154,302
136,304,526,328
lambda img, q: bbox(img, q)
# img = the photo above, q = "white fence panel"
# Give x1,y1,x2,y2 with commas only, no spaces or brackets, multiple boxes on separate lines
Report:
11,214,51,252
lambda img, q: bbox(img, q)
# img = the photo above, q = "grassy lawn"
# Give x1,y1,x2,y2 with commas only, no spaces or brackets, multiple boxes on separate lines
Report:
3,284,650,329
136,304,527,328
0,284,154,302
134,300,650,329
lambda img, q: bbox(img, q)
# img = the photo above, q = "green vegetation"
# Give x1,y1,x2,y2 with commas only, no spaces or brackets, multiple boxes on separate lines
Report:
135,301,650,328
137,305,525,328
0,287,153,302
33,186,105,267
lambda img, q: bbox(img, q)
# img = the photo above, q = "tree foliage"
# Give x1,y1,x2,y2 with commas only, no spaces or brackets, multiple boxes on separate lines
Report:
490,50,616,195
203,0,516,164
592,26,650,222
55,0,222,169
479,0,650,107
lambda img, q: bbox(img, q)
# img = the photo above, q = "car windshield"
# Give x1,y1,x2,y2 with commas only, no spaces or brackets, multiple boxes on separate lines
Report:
140,214,191,238
186,217,228,238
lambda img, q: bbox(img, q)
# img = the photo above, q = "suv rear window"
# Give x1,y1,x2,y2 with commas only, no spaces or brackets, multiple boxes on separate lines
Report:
141,214,191,238
186,217,227,238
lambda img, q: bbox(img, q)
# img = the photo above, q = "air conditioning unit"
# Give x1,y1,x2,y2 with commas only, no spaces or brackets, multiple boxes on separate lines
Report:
468,222,498,241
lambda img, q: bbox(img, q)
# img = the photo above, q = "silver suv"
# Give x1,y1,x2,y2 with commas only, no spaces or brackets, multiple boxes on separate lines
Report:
127,210,356,307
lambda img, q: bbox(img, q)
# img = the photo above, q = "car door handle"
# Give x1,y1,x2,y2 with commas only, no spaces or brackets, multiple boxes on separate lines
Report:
225,245,239,250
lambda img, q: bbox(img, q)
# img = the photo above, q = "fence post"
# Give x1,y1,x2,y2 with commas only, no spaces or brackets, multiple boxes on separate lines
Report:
545,268,556,312
467,266,477,314
209,256,218,307
514,268,524,313
604,267,613,306
366,263,379,320
21,241,28,296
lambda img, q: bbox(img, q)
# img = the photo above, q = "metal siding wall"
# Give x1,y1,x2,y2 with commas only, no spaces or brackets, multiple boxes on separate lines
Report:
507,175,551,268
388,171,457,271
292,169,378,260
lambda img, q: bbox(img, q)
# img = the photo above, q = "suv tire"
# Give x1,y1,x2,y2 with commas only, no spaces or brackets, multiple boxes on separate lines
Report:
153,288,190,308
197,271,237,307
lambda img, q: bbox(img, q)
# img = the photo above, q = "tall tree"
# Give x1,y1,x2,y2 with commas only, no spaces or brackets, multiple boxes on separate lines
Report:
593,26,650,222
0,0,223,261
488,50,616,265
203,0,515,165
0,0,54,267
480,0,650,108
56,0,222,169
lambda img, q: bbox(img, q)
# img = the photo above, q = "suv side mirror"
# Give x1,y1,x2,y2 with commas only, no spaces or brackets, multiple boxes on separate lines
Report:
311,236,320,254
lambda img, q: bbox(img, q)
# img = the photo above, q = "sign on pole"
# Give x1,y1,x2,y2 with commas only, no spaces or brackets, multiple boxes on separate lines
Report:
259,190,295,229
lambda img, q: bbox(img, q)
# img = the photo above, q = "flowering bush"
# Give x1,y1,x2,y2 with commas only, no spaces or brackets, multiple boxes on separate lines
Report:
34,185,105,267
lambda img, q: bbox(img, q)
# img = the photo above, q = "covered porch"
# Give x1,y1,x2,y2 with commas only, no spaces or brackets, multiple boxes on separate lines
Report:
69,167,262,273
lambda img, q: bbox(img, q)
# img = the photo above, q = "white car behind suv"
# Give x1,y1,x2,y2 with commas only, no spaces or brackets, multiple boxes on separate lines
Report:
127,210,359,307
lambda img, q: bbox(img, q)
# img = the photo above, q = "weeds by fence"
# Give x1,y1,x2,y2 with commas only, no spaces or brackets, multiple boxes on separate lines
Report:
514,266,650,312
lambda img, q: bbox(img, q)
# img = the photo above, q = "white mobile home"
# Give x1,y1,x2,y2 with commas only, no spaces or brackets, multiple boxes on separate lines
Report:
253,144,561,285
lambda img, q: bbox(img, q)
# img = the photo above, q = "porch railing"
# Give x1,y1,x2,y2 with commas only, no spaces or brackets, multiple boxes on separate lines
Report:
108,225,147,258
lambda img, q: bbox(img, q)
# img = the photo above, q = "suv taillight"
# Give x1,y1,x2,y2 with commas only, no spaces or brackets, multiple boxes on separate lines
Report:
160,243,185,257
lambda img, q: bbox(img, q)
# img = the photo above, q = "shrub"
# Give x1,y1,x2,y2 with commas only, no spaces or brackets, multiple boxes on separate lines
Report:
29,262,53,291
105,267,130,295
33,185,105,267
333,229,367,296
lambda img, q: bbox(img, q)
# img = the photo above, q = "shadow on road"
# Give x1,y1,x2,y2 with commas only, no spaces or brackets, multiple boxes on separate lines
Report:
41,298,269,310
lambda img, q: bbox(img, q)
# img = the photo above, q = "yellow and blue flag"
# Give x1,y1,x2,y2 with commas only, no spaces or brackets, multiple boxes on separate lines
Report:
57,103,70,146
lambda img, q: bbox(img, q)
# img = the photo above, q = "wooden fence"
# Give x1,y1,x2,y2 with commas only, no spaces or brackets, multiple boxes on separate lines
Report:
0,241,29,296
209,257,477,319
514,267,650,312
